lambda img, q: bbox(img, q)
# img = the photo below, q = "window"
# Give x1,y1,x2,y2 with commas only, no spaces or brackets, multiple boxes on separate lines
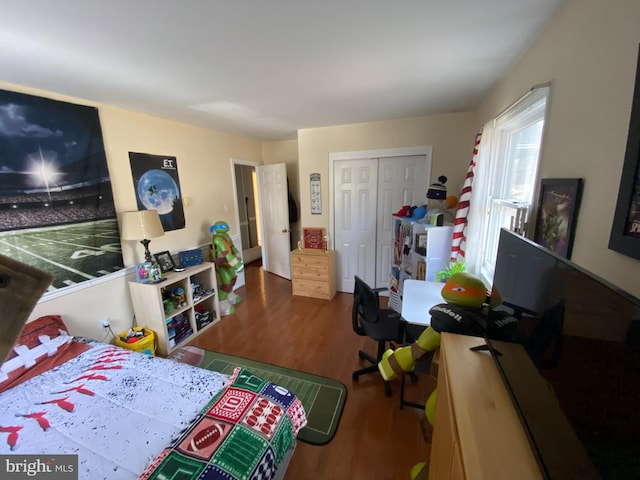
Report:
468,86,550,285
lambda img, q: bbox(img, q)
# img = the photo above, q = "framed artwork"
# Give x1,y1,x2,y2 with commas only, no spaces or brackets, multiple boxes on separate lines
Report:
303,227,325,250
609,44,640,260
310,173,322,215
0,89,123,293
415,233,428,256
154,251,176,273
136,262,164,283
129,152,185,231
533,178,583,259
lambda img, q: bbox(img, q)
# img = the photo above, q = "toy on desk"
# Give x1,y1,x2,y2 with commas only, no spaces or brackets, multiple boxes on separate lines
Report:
378,272,491,383
377,272,519,479
210,220,244,316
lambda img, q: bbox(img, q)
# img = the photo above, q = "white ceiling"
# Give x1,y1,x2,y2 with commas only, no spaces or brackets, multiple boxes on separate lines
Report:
0,1,564,140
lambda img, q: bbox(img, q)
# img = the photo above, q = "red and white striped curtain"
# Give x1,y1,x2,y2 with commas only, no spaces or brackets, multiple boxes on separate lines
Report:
450,131,482,263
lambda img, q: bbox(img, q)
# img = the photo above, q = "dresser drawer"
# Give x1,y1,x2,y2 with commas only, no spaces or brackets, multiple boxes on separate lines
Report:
292,278,332,299
291,261,329,281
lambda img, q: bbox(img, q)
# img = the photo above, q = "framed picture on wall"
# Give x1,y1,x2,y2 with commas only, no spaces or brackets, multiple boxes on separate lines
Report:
609,44,640,260
533,178,583,259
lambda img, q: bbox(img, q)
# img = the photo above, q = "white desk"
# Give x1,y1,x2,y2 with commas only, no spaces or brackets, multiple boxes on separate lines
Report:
401,279,445,326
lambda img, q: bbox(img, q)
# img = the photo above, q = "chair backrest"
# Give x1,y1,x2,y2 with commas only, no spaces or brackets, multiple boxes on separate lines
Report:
352,275,404,342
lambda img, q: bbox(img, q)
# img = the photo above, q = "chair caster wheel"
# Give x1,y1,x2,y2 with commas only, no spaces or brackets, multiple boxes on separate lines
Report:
358,351,367,360
410,373,418,383
352,373,359,381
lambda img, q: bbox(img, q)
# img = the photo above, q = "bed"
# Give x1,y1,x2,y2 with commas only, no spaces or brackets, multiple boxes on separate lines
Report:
0,315,307,480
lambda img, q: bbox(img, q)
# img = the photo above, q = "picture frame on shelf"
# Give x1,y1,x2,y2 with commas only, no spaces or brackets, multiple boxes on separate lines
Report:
609,45,640,261
302,227,326,250
415,233,428,256
154,251,176,273
533,178,583,259
136,262,164,283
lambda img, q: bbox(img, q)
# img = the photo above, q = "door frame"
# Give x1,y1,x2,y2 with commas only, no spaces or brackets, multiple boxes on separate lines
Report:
328,146,432,291
230,157,261,288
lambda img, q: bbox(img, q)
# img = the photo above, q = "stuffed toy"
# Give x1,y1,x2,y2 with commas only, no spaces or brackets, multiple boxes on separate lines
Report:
377,272,520,479
210,220,244,315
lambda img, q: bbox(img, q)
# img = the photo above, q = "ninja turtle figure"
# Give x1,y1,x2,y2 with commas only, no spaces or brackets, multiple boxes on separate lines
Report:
210,221,244,315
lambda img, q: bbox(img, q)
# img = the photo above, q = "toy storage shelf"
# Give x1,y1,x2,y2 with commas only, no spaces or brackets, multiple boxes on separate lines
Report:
128,262,220,356
390,216,453,313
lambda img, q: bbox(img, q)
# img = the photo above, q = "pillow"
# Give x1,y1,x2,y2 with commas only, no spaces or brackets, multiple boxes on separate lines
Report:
3,315,68,361
0,315,89,393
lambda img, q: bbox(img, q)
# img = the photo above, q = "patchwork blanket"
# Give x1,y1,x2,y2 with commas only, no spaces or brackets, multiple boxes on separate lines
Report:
139,367,308,480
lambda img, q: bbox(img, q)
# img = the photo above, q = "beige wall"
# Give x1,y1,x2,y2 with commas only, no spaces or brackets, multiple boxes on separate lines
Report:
477,0,640,298
1,83,262,338
296,112,479,233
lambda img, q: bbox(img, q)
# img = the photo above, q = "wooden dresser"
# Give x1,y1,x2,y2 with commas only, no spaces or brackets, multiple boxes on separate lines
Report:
290,249,336,300
429,333,596,480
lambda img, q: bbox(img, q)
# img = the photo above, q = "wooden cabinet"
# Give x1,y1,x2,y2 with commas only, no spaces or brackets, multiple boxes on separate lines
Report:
430,333,543,479
429,333,595,480
128,262,220,356
290,249,336,300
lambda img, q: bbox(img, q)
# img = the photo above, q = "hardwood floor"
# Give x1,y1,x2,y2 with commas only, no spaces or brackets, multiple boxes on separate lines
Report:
189,263,435,480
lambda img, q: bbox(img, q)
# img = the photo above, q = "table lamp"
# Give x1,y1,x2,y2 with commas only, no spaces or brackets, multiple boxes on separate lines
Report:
121,210,164,263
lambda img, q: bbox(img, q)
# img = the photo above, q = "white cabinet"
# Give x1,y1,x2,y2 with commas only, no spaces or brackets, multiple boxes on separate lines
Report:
389,216,452,312
128,262,220,356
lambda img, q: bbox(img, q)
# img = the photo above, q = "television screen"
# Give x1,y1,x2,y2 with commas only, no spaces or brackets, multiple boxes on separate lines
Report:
491,228,640,479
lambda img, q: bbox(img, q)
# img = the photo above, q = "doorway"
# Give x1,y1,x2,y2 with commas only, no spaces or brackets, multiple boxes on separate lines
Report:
329,146,432,293
234,163,262,264
232,159,292,281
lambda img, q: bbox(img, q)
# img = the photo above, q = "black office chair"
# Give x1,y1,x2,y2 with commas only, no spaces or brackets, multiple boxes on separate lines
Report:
351,275,409,397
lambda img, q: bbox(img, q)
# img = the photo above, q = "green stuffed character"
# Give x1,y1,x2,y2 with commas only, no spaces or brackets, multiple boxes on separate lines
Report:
378,272,500,480
378,272,490,382
210,220,244,315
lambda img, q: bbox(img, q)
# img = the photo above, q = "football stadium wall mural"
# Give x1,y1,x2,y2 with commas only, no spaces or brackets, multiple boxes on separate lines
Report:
0,89,123,294
128,152,185,232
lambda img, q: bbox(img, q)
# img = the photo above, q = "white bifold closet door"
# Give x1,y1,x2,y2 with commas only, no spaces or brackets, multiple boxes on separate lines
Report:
333,154,429,293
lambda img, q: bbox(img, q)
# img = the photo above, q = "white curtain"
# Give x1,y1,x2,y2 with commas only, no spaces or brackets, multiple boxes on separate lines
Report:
464,121,494,277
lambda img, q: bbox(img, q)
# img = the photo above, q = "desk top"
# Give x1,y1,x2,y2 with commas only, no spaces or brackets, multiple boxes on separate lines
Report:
401,279,445,326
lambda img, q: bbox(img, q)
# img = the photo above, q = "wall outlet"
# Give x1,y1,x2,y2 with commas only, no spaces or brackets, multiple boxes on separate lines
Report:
101,318,110,328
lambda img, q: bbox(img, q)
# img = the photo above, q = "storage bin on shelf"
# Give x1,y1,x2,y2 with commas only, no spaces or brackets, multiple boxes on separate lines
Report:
115,327,157,356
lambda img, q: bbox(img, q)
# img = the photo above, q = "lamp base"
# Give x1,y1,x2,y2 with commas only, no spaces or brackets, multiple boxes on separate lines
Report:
140,239,153,263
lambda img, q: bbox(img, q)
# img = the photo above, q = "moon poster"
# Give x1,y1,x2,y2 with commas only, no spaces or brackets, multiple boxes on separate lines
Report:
0,89,123,293
128,152,185,231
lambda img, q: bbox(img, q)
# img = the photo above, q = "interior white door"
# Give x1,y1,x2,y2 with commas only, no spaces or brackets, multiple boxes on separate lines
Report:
376,155,429,288
256,163,291,280
333,158,378,293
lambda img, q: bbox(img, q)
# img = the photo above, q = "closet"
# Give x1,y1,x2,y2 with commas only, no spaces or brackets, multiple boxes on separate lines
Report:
330,147,431,293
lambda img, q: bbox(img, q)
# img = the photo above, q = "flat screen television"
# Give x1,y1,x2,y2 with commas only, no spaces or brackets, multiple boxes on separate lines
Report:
491,228,640,480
